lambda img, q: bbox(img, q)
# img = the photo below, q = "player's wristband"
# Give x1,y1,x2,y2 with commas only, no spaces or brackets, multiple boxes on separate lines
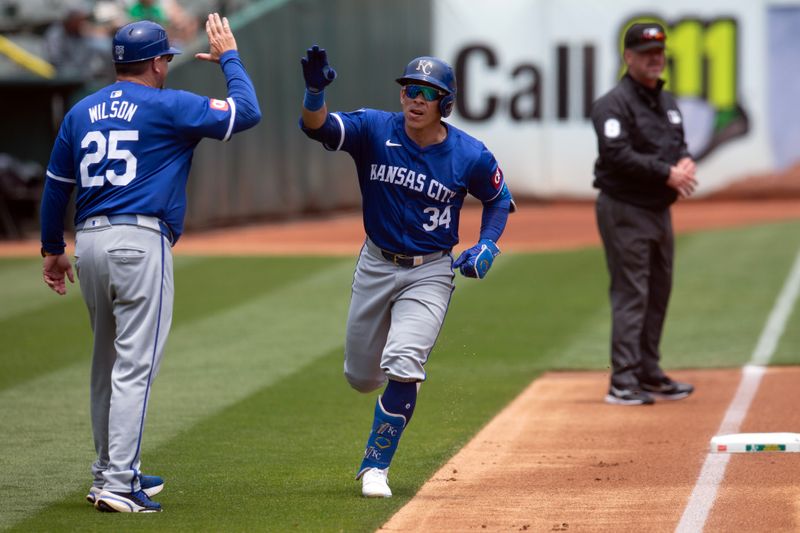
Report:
303,89,325,111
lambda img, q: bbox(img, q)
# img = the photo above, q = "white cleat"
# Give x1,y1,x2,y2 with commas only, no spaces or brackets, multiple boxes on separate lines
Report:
95,489,162,512
86,486,102,504
361,467,392,498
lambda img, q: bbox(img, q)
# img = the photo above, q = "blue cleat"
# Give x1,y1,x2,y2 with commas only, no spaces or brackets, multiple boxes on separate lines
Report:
95,489,162,513
356,397,407,479
139,475,164,497
86,474,164,504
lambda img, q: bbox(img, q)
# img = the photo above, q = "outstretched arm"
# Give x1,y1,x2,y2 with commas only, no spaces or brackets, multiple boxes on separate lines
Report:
196,12,261,132
300,45,337,129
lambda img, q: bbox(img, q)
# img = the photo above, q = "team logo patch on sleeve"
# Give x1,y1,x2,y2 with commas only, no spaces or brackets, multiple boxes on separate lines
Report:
492,167,503,190
604,118,621,138
210,99,229,111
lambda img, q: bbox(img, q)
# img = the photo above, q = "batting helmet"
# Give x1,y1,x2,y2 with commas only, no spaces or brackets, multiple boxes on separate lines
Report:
112,21,182,64
396,56,457,118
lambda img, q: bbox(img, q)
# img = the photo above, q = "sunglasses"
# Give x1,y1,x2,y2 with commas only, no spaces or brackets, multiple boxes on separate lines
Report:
404,84,444,101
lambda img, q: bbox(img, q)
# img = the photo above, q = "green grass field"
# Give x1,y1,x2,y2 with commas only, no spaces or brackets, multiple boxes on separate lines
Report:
3,220,800,532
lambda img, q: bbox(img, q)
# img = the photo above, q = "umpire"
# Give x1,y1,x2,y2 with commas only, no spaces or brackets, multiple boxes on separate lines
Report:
590,23,697,406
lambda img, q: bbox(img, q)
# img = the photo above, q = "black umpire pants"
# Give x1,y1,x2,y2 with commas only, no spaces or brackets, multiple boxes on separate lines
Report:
595,192,673,390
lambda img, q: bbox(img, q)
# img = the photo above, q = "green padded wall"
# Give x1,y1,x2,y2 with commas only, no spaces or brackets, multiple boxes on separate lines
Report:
167,0,432,229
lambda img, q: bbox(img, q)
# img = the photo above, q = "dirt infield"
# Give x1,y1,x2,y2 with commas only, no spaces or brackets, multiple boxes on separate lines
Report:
5,198,800,257
152,198,800,255
381,367,800,532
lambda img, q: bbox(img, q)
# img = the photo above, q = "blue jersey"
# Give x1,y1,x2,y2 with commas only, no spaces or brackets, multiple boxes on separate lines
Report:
41,51,260,252
302,109,506,254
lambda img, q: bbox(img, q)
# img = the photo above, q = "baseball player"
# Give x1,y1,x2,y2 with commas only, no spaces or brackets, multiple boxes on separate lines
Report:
299,46,515,497
40,15,260,512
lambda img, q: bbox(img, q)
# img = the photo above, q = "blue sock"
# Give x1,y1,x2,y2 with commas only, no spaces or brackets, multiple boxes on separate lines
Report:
357,395,406,478
380,379,417,424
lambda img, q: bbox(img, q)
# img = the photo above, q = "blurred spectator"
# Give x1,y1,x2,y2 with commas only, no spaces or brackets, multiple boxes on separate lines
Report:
128,0,168,26
163,0,199,44
0,153,43,239
127,0,198,45
94,1,131,32
43,4,114,83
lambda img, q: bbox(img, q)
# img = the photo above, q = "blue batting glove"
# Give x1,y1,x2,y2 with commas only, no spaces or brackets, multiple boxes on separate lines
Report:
453,239,500,279
301,45,337,94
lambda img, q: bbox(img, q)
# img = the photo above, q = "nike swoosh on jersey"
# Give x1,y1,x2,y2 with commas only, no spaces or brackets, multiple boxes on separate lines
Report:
385,140,403,147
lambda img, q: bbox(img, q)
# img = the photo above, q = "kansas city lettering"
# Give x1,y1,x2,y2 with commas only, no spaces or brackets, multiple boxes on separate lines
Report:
370,163,425,191
426,179,457,203
369,164,457,204
88,100,138,123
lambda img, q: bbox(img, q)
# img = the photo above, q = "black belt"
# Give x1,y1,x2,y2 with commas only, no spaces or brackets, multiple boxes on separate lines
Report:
380,249,446,268
365,238,448,268
76,214,174,244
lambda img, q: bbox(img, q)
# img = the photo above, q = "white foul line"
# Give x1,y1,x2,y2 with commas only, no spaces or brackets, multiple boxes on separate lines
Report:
675,249,800,533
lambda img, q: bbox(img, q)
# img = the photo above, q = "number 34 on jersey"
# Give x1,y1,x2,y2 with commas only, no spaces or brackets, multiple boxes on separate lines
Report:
369,163,457,232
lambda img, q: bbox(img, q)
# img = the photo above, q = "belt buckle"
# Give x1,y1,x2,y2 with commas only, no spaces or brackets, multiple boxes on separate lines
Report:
393,253,407,266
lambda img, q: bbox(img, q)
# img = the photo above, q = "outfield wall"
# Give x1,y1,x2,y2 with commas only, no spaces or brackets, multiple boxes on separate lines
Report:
11,0,799,232
168,0,432,229
172,0,799,229
434,0,800,198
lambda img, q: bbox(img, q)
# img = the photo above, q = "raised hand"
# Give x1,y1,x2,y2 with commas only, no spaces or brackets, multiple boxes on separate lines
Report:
301,45,337,93
195,13,237,63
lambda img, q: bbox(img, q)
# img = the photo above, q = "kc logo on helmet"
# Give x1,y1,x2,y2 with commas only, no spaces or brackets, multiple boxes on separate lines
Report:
115,45,125,60
416,60,433,75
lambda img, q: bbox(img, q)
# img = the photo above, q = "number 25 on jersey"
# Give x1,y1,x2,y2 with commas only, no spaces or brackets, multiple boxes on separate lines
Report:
80,130,139,187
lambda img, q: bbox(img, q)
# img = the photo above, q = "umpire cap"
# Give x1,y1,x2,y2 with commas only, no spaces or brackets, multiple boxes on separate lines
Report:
624,23,666,52
113,21,182,63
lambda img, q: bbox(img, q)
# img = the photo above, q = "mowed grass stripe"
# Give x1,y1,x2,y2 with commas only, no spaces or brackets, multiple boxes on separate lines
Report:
665,223,800,367
0,259,354,530
0,256,335,392
553,222,800,371
0,259,192,391
18,221,799,532
0,260,82,321
9,254,557,532
5,220,800,531
0,257,210,323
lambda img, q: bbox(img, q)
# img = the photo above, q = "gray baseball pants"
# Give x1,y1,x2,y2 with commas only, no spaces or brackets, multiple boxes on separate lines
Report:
344,239,455,392
75,220,173,493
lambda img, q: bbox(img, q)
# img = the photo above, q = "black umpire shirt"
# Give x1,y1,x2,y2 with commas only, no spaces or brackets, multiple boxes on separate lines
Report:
591,73,690,211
